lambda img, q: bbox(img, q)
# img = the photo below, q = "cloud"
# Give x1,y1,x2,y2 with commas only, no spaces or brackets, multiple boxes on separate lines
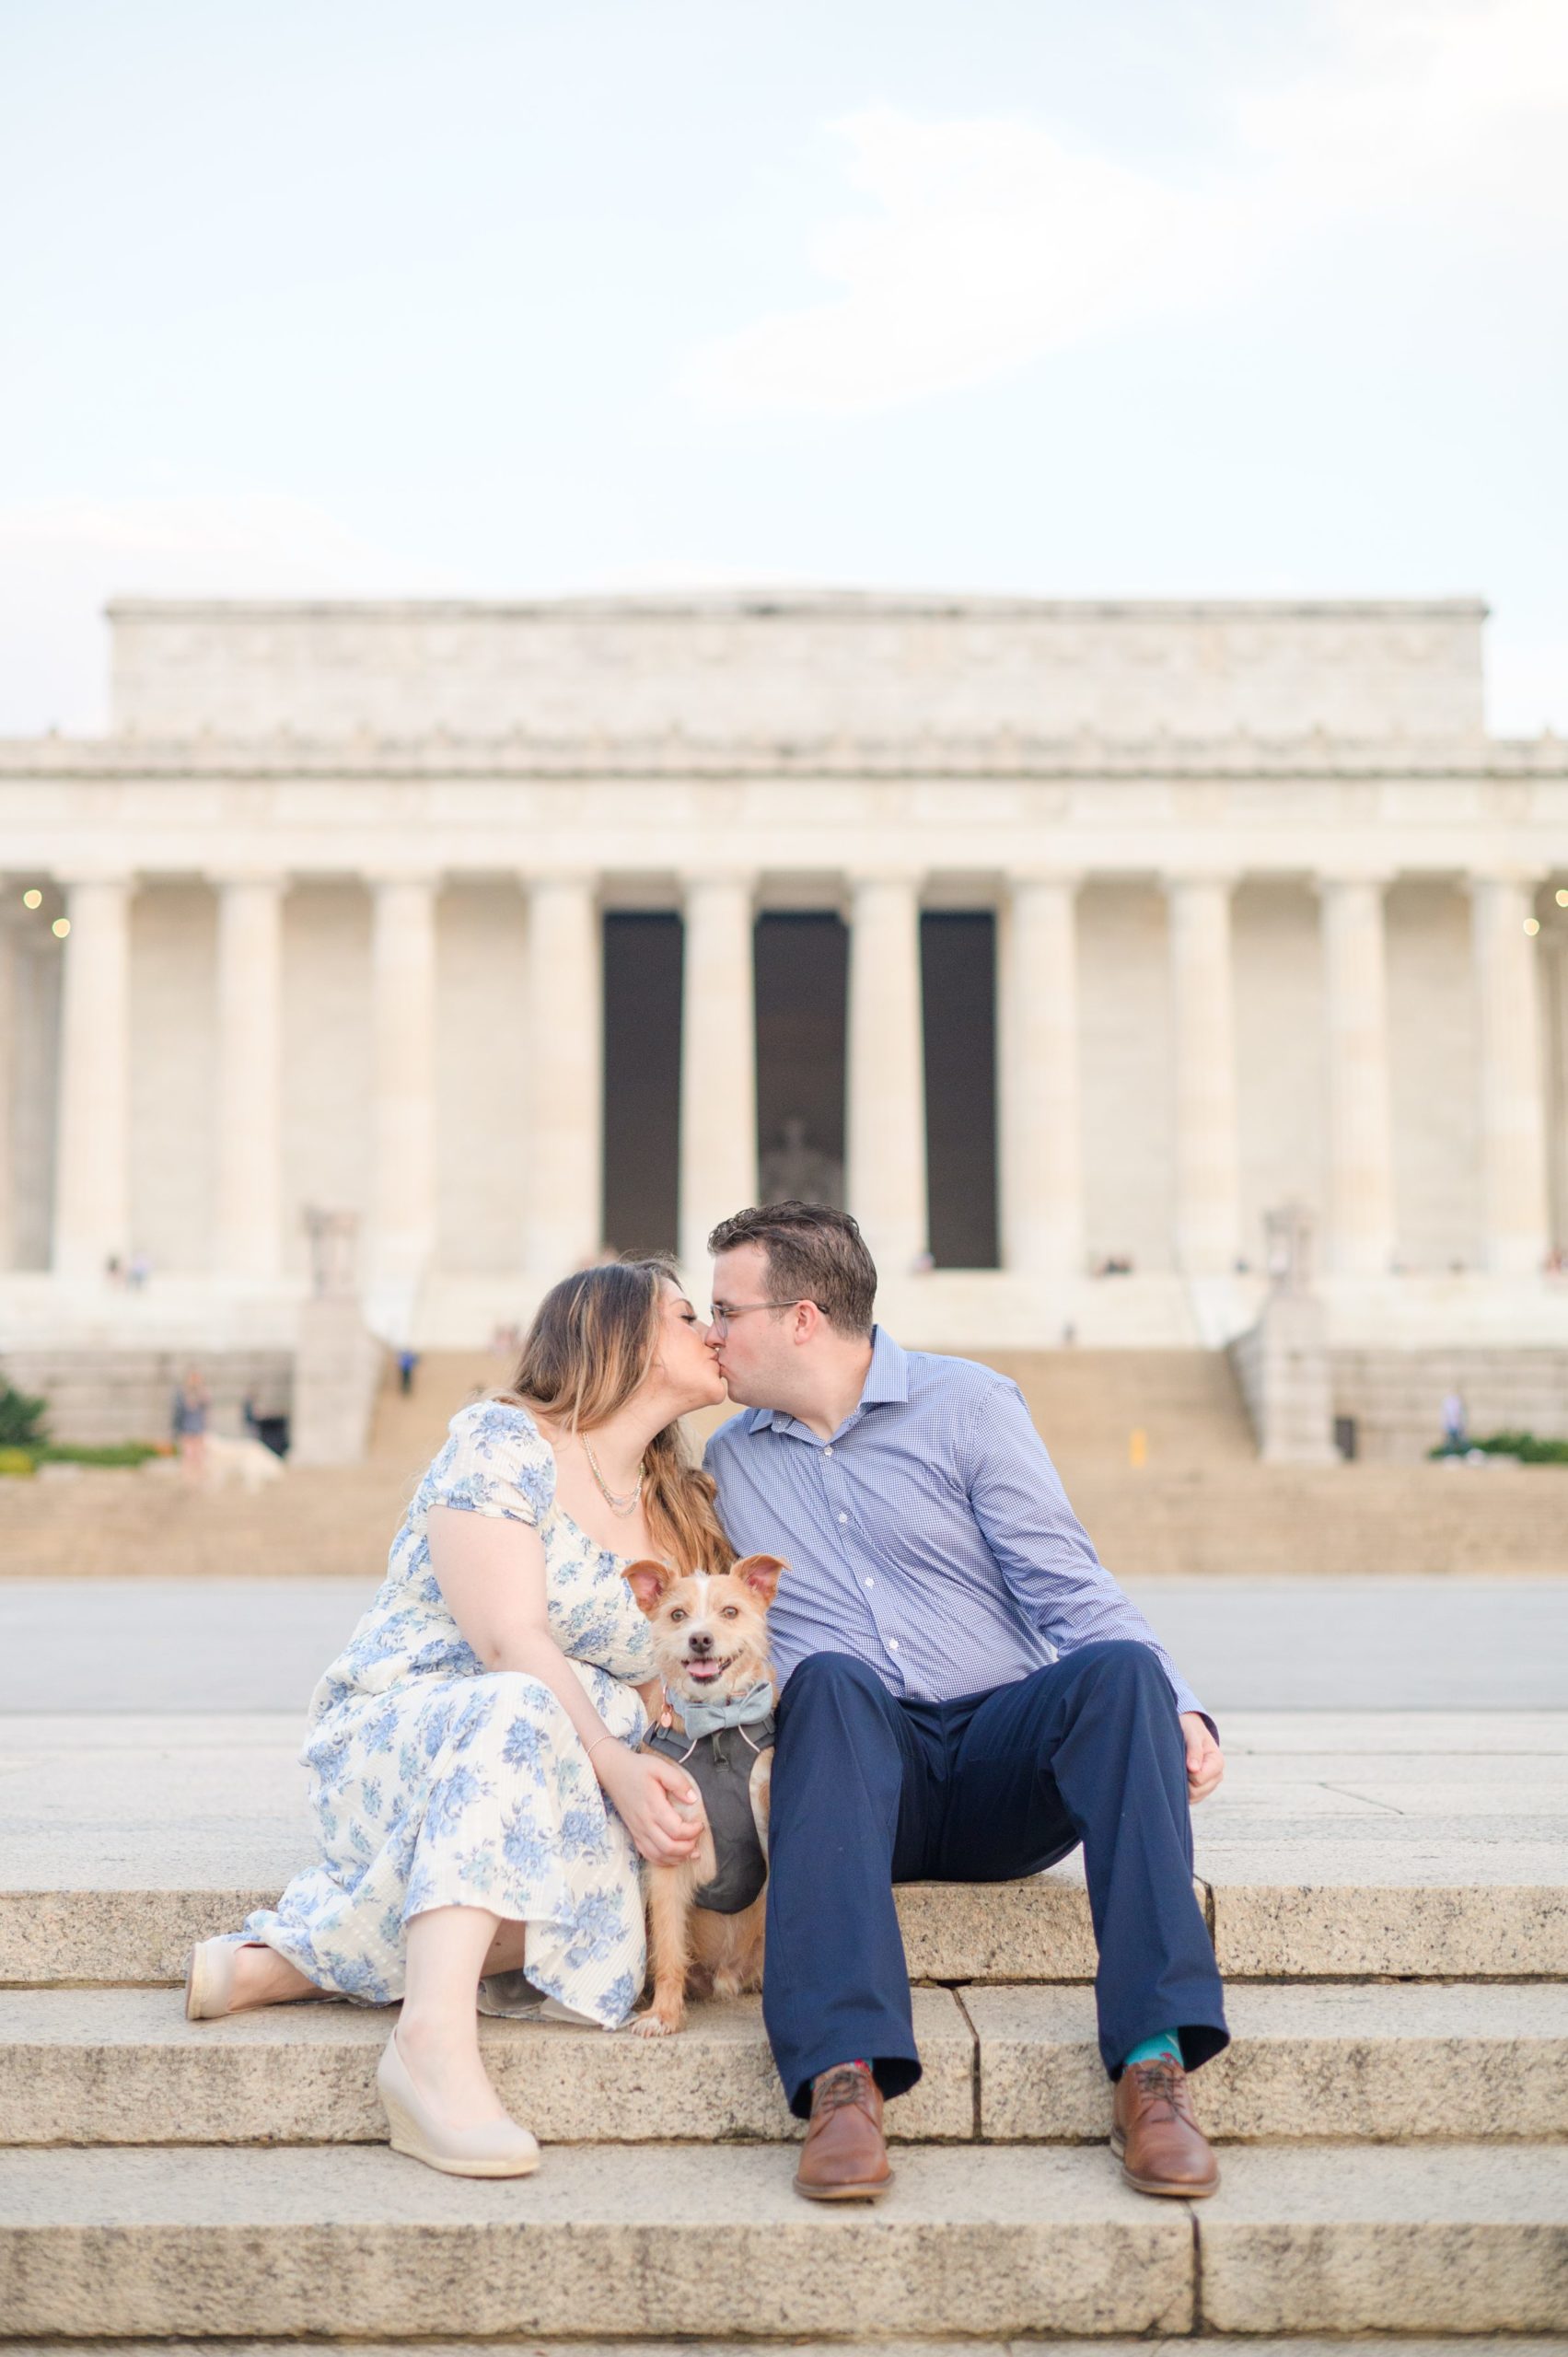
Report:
0,493,452,734
680,0,1568,416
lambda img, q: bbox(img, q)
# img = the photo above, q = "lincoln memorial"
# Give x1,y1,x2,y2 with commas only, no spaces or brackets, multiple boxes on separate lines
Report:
2,593,1565,1407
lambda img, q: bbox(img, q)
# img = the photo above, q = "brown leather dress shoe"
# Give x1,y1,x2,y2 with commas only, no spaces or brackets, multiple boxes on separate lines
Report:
1110,2056,1220,2197
793,2061,894,2201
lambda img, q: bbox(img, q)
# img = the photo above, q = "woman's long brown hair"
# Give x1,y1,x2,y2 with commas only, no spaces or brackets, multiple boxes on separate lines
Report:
504,1258,732,1576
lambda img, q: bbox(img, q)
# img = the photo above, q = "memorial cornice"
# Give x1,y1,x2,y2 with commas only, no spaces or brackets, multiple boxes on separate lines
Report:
1,729,1562,783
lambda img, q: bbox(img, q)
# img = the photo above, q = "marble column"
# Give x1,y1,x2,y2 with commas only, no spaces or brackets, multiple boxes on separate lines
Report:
52,876,134,1282
526,872,603,1275
679,875,757,1279
368,876,438,1289
846,873,928,1274
1165,874,1240,1275
1318,872,1396,1276
1003,873,1084,1276
1469,872,1550,1274
212,875,285,1281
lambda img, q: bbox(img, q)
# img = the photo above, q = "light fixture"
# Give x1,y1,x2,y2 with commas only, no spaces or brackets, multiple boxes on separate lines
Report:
52,917,70,938
1524,917,1541,935
21,888,41,909
1558,889,1568,908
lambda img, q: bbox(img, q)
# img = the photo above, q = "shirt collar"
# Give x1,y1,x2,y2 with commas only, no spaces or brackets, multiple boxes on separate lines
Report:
744,1325,909,1435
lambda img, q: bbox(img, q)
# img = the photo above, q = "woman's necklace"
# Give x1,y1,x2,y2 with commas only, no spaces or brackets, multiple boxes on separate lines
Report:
581,1436,645,1517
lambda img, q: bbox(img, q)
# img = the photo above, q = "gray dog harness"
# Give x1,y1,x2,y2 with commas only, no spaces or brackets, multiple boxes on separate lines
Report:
643,1692,775,1916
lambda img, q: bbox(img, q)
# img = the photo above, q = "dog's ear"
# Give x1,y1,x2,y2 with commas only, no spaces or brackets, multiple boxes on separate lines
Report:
623,1560,673,1615
732,1552,786,1608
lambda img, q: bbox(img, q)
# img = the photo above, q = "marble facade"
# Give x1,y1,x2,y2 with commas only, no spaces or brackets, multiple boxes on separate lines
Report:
2,592,1566,1356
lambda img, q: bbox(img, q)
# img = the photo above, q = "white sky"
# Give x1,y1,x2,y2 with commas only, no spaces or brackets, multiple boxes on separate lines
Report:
1,0,1564,734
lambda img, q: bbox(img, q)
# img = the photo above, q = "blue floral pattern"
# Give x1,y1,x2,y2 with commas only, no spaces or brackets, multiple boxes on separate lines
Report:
242,1399,654,2026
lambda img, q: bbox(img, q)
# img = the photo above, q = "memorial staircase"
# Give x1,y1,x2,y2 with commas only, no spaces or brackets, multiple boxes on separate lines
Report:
1,1707,1565,2348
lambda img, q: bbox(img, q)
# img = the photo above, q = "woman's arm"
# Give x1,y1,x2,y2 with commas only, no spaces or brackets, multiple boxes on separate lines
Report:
426,1504,701,1864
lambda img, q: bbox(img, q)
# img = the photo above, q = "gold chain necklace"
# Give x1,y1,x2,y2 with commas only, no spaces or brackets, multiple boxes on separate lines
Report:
582,1436,645,1517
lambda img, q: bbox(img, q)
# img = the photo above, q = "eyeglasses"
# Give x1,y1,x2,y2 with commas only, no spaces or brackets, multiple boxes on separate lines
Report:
707,1299,810,1334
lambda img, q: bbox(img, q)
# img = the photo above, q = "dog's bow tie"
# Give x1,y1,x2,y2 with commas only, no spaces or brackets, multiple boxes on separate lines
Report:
666,1677,774,1742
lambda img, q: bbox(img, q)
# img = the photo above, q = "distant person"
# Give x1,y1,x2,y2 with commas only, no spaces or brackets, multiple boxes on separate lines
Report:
1441,1389,1469,1453
396,1347,420,1397
171,1370,210,1483
128,1249,152,1290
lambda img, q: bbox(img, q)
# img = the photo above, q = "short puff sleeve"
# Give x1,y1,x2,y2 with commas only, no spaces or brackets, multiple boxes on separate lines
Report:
424,1400,555,1526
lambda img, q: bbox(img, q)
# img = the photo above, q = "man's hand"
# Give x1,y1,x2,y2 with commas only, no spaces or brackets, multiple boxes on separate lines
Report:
1179,1712,1225,1803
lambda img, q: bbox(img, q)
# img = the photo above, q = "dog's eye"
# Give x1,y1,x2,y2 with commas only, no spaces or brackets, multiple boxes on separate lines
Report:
721,1605,739,1619
668,1609,686,1623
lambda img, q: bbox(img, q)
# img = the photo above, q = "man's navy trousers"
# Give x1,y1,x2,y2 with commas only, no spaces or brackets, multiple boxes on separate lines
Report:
762,1638,1230,2117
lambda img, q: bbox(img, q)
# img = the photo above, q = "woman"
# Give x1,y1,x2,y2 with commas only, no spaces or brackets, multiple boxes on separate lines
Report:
182,1260,730,2177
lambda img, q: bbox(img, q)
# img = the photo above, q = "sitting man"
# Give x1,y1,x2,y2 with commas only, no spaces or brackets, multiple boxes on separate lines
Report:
703,1200,1227,2203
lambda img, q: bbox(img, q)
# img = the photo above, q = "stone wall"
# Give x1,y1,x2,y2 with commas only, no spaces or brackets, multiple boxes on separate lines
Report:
109,594,1487,744
1331,1346,1568,1461
1,1347,291,1446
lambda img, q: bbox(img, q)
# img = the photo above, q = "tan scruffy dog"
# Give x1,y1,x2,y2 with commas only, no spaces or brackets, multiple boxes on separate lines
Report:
622,1554,786,2037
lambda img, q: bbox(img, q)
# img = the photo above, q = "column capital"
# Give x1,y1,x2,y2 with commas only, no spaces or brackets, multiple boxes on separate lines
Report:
365,867,442,894
682,869,758,898
519,867,598,898
847,865,926,896
55,867,137,894
1160,868,1239,896
1312,865,1397,892
1010,866,1083,895
206,868,290,893
1466,865,1546,896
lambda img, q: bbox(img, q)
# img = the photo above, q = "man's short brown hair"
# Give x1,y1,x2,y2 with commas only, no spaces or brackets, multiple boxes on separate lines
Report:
707,1202,877,1338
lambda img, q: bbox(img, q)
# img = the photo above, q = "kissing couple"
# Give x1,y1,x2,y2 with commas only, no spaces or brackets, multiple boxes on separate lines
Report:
184,1199,1229,2200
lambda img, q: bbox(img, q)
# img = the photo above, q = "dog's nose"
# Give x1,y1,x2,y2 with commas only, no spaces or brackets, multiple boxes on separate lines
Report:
688,1629,714,1655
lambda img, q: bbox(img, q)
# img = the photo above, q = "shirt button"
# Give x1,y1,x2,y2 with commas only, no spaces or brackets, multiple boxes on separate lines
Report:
889,1638,900,1652
864,1576,875,1588
823,1446,833,1457
838,1512,848,1524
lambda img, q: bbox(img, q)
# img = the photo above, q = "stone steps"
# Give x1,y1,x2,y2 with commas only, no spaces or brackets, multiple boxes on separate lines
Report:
9,2345,1565,2357
4,1980,1564,2149
4,1709,1562,2345
3,2142,1566,2340
8,1839,1564,1985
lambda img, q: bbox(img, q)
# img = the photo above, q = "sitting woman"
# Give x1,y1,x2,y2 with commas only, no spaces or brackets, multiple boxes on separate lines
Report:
183,1259,729,2177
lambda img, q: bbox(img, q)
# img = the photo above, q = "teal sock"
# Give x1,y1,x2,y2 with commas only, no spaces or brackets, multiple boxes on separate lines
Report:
1123,2030,1182,2070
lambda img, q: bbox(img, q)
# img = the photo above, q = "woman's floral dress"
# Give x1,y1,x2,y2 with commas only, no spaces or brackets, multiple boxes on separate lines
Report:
242,1399,655,2028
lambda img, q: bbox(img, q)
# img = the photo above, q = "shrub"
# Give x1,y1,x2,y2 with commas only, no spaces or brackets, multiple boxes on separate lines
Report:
37,1443,164,1469
1428,1429,1568,1465
0,1381,48,1449
0,1446,37,1479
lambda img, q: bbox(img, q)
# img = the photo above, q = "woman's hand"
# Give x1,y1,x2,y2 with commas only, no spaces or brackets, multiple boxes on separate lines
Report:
597,1745,705,1867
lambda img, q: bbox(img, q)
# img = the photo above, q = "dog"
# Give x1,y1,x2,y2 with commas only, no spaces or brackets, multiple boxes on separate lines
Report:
622,1553,785,2037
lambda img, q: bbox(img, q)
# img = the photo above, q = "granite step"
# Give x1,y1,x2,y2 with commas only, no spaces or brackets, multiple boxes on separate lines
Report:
7,2345,1566,2357
3,2142,1565,2340
6,1839,1565,1985
4,1980,1565,2148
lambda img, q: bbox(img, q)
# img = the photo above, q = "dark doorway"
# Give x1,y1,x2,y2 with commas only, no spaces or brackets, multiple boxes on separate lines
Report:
754,913,848,1207
922,911,1000,1268
602,912,682,1256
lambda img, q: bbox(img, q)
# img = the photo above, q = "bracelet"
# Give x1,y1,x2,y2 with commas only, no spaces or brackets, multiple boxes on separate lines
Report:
584,1731,618,1763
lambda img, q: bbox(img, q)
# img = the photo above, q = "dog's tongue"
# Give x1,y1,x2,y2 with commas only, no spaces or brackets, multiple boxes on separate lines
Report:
688,1660,722,1682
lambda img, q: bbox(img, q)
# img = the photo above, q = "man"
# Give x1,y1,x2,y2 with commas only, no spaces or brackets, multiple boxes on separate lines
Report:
703,1201,1227,2203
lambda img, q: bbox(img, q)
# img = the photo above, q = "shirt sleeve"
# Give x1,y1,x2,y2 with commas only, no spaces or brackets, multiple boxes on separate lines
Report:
963,1379,1214,1734
424,1401,556,1526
